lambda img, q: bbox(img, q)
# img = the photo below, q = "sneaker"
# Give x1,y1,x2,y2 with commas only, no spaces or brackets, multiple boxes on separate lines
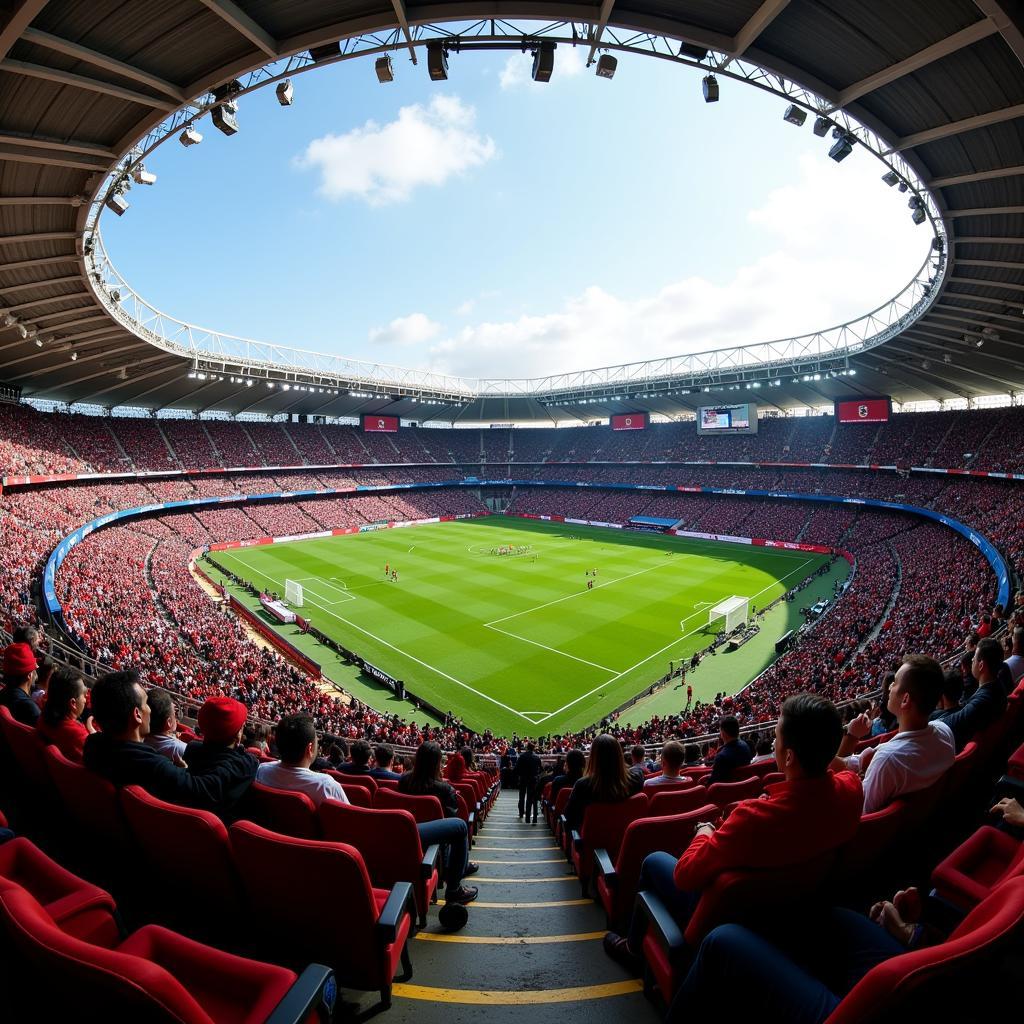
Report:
464,862,480,876
603,932,642,974
445,885,479,905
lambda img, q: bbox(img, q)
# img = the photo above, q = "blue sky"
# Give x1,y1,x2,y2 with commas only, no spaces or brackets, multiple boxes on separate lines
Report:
104,41,927,381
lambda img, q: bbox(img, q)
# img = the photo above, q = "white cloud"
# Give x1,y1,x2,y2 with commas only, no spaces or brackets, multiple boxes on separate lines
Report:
455,299,475,316
426,154,927,379
369,312,442,346
295,96,496,205
499,46,585,89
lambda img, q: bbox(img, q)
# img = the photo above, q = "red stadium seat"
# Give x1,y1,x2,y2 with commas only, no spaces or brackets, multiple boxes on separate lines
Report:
243,782,320,839
120,785,245,930
374,787,443,823
550,786,572,836
0,706,51,792
324,770,377,795
0,881,332,1024
319,800,440,926
931,825,1024,911
42,745,131,849
0,838,119,945
229,821,414,1010
648,787,718,818
571,793,649,895
594,805,719,930
374,777,400,790
642,778,696,795
336,783,373,808
706,776,763,807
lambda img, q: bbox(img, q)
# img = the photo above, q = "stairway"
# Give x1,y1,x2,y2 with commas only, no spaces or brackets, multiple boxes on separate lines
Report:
373,790,651,1023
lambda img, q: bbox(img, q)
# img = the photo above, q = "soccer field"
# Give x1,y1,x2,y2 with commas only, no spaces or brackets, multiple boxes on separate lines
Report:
208,517,830,736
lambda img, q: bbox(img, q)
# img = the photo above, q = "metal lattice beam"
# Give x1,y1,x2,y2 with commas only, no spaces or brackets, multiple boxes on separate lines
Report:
389,0,418,65
585,0,617,66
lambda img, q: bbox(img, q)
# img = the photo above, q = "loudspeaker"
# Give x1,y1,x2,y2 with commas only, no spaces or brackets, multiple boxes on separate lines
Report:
427,42,448,81
532,43,554,82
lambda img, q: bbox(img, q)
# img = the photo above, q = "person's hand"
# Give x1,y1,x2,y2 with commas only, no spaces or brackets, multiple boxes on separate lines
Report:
990,797,1024,828
868,900,915,946
859,745,877,773
846,713,872,740
172,752,188,769
85,716,97,734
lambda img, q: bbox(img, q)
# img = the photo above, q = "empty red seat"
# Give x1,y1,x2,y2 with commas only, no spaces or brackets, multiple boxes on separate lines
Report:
830,799,911,884
42,745,131,848
244,782,320,839
648,787,716,818
571,793,650,894
0,838,119,945
1007,739,1024,781
706,776,763,806
0,706,51,791
120,785,245,929
324,770,376,795
374,787,443,823
0,881,333,1023
320,800,440,926
374,777,400,790
230,820,414,1010
931,825,1024,910
336,782,373,808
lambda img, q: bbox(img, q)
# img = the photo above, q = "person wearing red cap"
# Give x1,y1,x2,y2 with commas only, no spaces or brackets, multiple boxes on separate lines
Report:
1,642,40,725
183,696,256,816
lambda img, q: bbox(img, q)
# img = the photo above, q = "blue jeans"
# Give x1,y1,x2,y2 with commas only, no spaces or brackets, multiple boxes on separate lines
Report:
0,828,14,845
418,817,470,893
626,851,700,952
670,910,906,1024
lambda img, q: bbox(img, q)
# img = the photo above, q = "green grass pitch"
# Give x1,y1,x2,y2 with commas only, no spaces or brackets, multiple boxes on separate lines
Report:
209,516,830,736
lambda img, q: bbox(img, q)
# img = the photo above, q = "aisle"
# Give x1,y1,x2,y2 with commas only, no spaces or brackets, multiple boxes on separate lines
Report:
360,791,653,1023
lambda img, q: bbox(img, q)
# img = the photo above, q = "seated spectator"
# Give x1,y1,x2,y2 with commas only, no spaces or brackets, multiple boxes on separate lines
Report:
255,714,349,809
627,743,651,781
1004,626,1024,685
934,669,964,714
645,741,692,786
1,642,40,725
184,696,256,815
870,672,898,736
708,715,752,783
83,670,257,812
749,735,776,765
334,738,373,776
536,754,565,802
930,637,1008,751
549,748,586,803
36,667,92,761
604,694,863,971
142,688,187,762
369,743,402,781
682,743,704,768
565,733,644,832
835,654,955,814
30,655,54,708
399,742,479,905
242,721,272,759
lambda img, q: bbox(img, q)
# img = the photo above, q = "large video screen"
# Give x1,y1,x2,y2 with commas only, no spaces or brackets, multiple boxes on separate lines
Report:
363,414,399,433
611,412,648,431
696,403,758,435
835,398,891,424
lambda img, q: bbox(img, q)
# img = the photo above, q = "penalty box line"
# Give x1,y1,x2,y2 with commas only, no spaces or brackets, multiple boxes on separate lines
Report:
220,553,541,727
532,557,816,725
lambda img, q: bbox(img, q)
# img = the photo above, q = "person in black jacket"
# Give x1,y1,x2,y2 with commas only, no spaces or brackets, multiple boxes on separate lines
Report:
183,695,256,819
930,637,1008,752
1,642,40,725
708,715,752,784
515,741,543,824
82,670,256,816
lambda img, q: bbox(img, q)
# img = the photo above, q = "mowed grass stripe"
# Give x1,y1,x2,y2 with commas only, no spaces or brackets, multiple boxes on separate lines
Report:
211,518,828,734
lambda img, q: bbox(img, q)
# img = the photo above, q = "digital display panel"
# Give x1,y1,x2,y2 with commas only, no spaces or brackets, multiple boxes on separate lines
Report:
696,403,758,435
611,413,648,431
363,415,399,433
835,398,891,424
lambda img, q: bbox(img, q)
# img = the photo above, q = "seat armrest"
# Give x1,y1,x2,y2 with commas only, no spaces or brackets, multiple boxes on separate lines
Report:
636,890,686,959
377,882,414,943
593,848,616,886
421,844,440,879
571,829,583,852
265,964,336,1024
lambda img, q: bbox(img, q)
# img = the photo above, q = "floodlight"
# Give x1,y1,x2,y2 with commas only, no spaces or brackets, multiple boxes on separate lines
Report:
783,104,807,126
427,42,448,81
15,323,27,339
105,192,129,216
211,100,239,136
532,42,555,83
828,132,854,162
375,55,394,83
702,74,719,102
679,43,709,61
595,54,617,79
131,164,156,185
882,170,900,186
70,351,77,360
897,181,909,192
180,126,202,146
911,206,926,225
812,115,831,136
1,313,16,327
908,195,924,210
309,43,341,63
276,79,294,105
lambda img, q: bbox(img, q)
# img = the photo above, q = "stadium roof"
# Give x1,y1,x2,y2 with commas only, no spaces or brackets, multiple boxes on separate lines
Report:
1,0,1023,422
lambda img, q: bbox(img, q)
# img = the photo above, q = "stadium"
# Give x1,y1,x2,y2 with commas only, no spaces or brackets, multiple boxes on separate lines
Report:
1,0,1024,1020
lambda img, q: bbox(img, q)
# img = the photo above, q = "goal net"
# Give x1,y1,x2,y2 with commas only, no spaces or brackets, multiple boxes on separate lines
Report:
708,596,749,633
284,579,304,608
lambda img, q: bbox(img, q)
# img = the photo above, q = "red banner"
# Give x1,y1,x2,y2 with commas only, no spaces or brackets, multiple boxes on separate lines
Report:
611,412,648,431
363,415,399,433
836,398,890,424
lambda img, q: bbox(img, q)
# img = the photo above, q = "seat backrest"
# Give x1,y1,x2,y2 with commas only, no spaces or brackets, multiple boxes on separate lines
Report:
120,785,244,920
615,806,719,887
580,793,650,861
0,706,51,789
831,799,910,879
338,783,373,808
0,882,213,1024
707,776,763,806
942,740,978,802
42,745,130,845
451,781,478,808
244,781,320,839
325,769,377,794
553,786,572,818
374,776,400,790
649,787,716,817
824,876,1024,1024
374,786,443,823
642,778,695,794
319,801,423,890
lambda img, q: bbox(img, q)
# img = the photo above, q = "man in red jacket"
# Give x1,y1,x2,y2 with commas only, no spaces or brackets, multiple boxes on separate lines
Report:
605,693,863,969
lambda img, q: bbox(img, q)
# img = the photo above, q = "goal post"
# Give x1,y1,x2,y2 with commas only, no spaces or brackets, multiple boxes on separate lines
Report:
284,579,304,608
708,596,749,633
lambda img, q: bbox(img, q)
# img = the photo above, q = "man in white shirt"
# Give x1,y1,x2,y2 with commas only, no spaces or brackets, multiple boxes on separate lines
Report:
256,714,349,809
142,687,187,763
834,653,955,815
1004,626,1024,686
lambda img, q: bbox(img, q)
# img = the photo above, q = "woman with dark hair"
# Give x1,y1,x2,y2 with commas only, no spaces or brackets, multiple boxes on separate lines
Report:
871,673,898,736
31,655,54,707
564,734,643,831
36,667,92,761
550,748,586,802
399,742,479,905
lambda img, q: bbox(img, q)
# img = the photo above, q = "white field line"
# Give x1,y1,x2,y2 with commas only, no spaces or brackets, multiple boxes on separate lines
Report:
484,623,620,674
223,552,539,726
296,578,355,605
533,557,815,724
